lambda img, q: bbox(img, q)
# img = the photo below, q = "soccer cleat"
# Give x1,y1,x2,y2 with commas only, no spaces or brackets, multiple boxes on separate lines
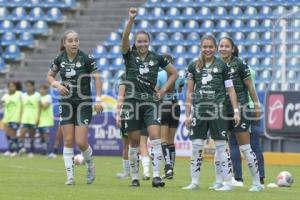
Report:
10,152,17,157
152,177,165,188
215,183,234,191
162,169,174,180
231,177,244,187
86,165,96,184
209,182,223,190
18,148,26,156
116,172,130,179
248,185,264,192
182,183,199,190
130,179,140,187
142,175,150,180
3,151,11,156
48,153,57,159
65,178,75,185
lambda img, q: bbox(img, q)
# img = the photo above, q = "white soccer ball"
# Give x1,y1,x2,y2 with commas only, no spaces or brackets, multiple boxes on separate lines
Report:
74,154,85,165
276,171,294,187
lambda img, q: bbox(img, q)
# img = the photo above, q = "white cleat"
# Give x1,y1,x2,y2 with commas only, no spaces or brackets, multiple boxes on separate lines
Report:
48,153,57,159
65,178,75,186
215,183,234,191
27,153,34,158
248,185,264,192
182,183,200,190
116,172,130,179
231,177,244,187
3,151,11,156
10,152,17,157
209,182,223,190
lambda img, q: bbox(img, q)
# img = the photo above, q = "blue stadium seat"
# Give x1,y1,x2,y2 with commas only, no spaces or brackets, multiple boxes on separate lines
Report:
153,32,169,46
182,7,196,20
261,57,272,69
151,20,167,33
288,57,299,70
261,44,273,57
135,7,148,20
200,20,214,32
0,57,6,72
245,20,260,32
15,20,31,34
0,7,9,21
215,20,230,32
172,45,186,57
168,20,183,32
96,57,109,69
236,45,246,58
273,6,287,18
229,6,243,19
28,7,46,21
184,20,199,32
287,70,296,81
9,0,25,7
25,0,42,8
232,32,245,45
11,7,28,21
104,32,121,45
162,0,177,7
186,32,200,45
100,70,112,80
187,45,200,58
107,45,121,59
46,7,64,23
149,7,165,20
136,20,152,32
157,45,171,54
231,19,245,32
42,0,60,8
259,6,272,19
31,20,49,35
260,19,273,32
145,0,161,7
248,45,261,57
289,44,300,56
92,45,107,59
294,83,300,91
217,32,229,40
0,20,14,34
165,7,181,20
246,32,260,45
261,31,272,45
247,57,260,68
169,32,184,46
269,82,280,90
257,83,267,91
260,70,271,82
243,6,258,20
174,57,187,69
1,32,17,46
18,32,35,47
197,7,212,20
59,0,77,9
291,19,300,31
290,5,300,13
3,44,21,60
111,57,123,69
213,7,228,20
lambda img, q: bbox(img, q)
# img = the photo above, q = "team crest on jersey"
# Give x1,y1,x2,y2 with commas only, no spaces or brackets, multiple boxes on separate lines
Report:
139,63,150,75
149,60,154,66
212,67,218,73
230,68,235,73
75,62,82,68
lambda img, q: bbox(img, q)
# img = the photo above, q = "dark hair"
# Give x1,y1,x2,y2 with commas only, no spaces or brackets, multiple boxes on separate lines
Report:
25,80,35,86
59,30,78,51
132,31,151,50
7,81,22,91
196,34,217,70
219,36,238,57
40,83,49,90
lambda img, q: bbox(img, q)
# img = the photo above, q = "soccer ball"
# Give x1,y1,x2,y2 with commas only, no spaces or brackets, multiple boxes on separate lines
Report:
276,171,294,187
74,154,85,165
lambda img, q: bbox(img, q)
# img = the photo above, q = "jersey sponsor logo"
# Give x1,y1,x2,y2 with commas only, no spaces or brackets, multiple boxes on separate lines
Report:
75,62,82,68
212,67,219,73
201,73,212,85
267,94,284,130
149,60,154,66
65,68,76,78
139,63,150,75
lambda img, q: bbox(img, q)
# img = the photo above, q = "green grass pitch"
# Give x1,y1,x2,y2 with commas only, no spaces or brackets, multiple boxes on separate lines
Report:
0,155,299,200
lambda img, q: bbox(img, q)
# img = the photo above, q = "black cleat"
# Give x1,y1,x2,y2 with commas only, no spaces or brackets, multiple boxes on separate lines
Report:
130,179,140,187
162,169,174,180
152,177,165,188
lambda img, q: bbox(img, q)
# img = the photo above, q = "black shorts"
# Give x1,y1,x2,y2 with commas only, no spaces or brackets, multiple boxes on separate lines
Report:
160,101,180,128
59,100,92,126
228,107,251,133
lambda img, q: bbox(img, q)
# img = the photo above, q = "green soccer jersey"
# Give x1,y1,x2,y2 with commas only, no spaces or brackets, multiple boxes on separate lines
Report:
50,50,97,101
227,57,251,106
123,50,170,101
39,94,54,127
1,91,22,123
21,92,40,125
186,57,231,113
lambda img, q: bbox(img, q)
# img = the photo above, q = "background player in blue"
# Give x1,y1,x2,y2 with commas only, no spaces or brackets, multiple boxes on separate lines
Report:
121,8,178,187
156,54,185,179
47,30,103,185
183,34,240,191
218,37,263,192
227,44,265,188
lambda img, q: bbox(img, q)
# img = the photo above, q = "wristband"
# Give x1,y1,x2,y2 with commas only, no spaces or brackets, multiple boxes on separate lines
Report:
95,97,102,102
234,108,239,113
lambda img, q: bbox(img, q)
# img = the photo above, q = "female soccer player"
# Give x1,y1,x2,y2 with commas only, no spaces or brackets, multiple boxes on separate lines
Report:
219,38,264,192
1,82,22,156
183,34,240,191
47,30,103,185
38,84,54,155
156,54,185,179
18,80,40,157
121,8,178,187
